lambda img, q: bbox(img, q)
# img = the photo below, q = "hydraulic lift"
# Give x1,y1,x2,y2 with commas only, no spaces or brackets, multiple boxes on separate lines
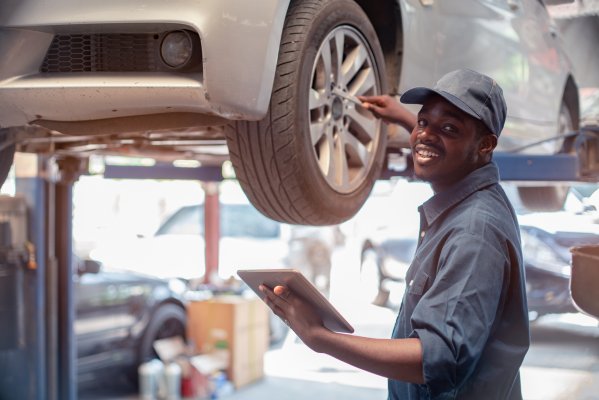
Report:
383,124,599,184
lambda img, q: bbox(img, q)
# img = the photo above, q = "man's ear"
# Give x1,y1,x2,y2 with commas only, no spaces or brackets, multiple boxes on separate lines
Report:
479,134,498,158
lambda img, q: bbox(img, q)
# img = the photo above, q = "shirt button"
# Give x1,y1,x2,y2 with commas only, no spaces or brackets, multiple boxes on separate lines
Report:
420,231,426,239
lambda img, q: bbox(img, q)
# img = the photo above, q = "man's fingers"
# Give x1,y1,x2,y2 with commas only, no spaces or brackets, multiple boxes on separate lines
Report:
260,285,292,326
260,284,290,308
273,285,290,300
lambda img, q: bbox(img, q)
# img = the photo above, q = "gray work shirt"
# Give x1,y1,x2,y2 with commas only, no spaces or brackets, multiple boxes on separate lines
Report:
388,162,530,400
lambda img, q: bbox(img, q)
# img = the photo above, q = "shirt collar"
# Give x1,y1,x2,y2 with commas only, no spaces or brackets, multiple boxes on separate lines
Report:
418,162,500,228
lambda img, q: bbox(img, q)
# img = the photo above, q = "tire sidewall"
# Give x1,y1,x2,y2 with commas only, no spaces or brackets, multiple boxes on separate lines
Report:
0,141,15,189
289,0,388,219
138,303,186,363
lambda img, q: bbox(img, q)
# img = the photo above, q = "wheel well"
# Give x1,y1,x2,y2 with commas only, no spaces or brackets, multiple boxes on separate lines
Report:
563,75,580,130
157,299,186,316
354,0,403,93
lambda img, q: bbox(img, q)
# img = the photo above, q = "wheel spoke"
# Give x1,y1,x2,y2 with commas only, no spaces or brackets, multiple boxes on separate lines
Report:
341,128,368,168
349,68,376,98
317,125,335,178
333,132,350,187
319,39,334,92
346,107,377,142
309,87,327,111
342,45,369,89
334,30,346,87
310,120,327,146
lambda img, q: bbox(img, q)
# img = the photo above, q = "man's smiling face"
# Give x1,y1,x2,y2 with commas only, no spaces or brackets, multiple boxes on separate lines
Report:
409,95,494,193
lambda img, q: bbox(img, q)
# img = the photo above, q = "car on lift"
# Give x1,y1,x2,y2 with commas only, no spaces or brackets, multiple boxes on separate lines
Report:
74,256,187,388
0,0,578,225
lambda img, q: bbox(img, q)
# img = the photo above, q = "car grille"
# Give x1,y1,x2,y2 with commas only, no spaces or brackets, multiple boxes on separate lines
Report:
40,33,201,73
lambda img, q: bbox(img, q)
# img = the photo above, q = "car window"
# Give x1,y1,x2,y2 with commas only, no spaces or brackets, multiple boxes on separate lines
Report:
156,205,204,236
155,203,280,238
221,204,280,239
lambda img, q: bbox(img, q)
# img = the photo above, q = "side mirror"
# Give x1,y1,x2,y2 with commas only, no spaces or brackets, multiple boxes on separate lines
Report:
80,259,101,275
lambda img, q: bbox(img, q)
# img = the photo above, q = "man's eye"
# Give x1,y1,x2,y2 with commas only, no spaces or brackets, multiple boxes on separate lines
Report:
442,124,457,133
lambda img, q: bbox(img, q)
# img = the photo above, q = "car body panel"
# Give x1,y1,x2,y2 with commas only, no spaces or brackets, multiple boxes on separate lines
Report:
399,0,572,153
0,0,290,126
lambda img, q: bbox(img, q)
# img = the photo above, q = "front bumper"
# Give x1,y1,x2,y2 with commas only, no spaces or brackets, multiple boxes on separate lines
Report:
0,0,290,130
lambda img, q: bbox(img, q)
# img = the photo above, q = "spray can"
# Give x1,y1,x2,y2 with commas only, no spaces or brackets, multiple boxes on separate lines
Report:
138,359,165,400
164,362,182,400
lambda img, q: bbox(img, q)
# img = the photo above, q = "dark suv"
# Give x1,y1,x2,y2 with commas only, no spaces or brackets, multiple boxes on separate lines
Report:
74,257,187,387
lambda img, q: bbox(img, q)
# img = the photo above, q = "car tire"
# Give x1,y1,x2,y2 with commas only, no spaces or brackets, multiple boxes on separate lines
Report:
360,248,388,307
225,0,388,225
138,303,186,364
0,137,15,189
517,99,578,212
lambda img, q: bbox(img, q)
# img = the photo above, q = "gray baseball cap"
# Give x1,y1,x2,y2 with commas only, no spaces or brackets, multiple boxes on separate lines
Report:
400,68,507,136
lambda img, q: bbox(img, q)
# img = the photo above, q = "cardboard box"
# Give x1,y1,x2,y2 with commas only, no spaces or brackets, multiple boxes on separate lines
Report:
186,295,269,388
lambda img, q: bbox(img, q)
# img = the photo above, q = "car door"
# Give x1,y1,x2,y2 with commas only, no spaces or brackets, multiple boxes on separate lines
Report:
414,0,569,152
433,0,529,129
512,0,572,151
74,267,145,371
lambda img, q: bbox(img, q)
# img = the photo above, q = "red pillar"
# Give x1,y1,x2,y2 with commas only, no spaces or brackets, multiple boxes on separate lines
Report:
203,182,220,284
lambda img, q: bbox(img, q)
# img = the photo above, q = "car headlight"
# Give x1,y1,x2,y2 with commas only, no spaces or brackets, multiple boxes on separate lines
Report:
161,31,193,68
168,278,189,295
521,230,570,276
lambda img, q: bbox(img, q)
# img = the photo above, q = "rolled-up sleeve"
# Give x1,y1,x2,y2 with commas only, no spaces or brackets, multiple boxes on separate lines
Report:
409,232,509,398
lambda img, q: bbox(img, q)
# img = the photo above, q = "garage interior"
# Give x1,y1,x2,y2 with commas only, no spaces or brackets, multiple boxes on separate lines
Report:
2,147,599,400
2,2,599,400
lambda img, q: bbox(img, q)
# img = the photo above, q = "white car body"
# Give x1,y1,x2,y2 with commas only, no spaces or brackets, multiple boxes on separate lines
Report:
0,0,579,223
0,0,574,148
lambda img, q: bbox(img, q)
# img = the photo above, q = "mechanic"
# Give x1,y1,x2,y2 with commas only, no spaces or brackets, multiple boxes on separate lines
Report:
260,68,530,399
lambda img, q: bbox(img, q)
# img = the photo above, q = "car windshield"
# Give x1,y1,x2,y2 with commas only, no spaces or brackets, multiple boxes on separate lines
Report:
155,203,280,238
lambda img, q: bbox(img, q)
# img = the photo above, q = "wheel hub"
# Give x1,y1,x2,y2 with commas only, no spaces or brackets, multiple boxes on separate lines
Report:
308,25,382,194
332,96,344,120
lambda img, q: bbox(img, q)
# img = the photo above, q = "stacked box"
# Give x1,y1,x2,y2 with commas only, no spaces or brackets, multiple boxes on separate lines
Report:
186,295,269,388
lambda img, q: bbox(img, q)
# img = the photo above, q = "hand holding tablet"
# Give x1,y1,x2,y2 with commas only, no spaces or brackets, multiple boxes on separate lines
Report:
237,268,354,333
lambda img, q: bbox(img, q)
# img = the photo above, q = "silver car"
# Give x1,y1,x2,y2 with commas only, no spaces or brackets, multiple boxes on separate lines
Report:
0,0,578,224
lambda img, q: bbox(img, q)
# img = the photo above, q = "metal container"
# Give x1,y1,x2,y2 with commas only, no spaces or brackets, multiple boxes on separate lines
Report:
164,362,182,400
139,359,165,400
570,245,599,319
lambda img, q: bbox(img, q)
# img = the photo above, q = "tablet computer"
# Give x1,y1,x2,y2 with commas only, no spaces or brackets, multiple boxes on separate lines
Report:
237,268,354,333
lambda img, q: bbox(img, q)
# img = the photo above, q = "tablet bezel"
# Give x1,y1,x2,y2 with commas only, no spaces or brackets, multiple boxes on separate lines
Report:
237,268,354,333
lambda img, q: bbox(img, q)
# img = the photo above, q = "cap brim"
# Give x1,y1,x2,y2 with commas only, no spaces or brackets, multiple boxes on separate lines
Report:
400,87,481,122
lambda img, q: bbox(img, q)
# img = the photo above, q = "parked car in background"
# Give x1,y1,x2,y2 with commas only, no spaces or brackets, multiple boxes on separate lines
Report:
90,201,289,283
74,257,187,388
0,0,578,223
518,211,599,320
358,191,599,320
89,190,339,294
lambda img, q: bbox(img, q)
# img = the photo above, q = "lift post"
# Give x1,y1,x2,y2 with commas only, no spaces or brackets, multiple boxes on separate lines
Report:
103,162,224,283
